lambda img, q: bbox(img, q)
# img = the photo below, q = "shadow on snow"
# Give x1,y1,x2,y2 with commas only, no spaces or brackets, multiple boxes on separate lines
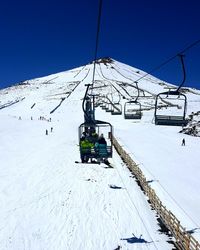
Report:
121,234,153,244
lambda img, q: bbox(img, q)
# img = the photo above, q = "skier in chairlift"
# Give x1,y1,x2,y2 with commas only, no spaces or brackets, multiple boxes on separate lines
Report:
98,133,107,145
95,134,109,164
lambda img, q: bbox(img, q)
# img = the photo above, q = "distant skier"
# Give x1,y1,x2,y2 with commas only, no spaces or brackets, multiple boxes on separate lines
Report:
46,129,48,135
51,127,53,132
182,138,185,146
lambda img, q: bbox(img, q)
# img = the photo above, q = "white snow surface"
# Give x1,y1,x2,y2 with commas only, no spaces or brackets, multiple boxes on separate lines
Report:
0,58,200,249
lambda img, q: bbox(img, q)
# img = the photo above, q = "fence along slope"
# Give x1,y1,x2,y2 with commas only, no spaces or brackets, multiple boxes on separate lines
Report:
113,136,200,250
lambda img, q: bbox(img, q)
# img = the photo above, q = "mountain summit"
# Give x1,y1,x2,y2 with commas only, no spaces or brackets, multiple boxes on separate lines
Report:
1,58,200,122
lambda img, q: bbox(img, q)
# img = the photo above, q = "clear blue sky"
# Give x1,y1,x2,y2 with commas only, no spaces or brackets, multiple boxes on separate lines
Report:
0,0,200,89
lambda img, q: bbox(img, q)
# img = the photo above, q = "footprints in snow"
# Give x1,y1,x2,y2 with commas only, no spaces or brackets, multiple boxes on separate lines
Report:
61,190,72,207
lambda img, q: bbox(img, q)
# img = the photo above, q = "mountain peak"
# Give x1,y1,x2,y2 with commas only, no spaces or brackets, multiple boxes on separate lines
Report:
90,57,114,65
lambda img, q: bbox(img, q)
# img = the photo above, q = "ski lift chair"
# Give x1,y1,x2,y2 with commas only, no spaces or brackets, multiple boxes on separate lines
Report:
154,54,188,126
105,103,112,112
124,101,142,119
99,99,104,108
154,91,188,126
101,101,107,110
78,0,114,164
79,121,113,163
99,96,105,108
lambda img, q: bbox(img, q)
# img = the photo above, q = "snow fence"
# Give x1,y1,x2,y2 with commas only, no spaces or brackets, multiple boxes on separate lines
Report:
113,136,200,250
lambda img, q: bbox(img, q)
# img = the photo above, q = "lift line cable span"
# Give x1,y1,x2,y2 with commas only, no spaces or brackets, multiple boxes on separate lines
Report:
92,0,103,88
134,39,200,84
82,0,103,120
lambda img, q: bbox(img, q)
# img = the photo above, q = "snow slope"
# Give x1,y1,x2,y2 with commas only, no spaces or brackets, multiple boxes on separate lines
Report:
0,58,200,249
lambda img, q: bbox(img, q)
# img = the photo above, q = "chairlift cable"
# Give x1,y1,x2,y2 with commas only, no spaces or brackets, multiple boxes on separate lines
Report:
92,0,103,88
111,64,141,101
135,39,200,83
97,63,127,99
82,0,103,120
100,61,141,101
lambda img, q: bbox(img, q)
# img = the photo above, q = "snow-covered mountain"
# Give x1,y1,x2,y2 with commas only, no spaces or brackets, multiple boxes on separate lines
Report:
0,58,200,249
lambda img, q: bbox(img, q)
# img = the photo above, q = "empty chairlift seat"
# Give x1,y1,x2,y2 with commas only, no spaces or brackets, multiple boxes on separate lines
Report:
124,101,142,119
154,91,188,126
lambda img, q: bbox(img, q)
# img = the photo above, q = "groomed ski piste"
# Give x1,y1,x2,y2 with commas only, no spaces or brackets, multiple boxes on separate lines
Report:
0,58,200,249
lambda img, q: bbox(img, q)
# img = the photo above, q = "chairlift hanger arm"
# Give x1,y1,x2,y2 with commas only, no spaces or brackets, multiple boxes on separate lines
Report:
177,54,186,92
157,54,186,97
134,81,139,102
126,81,140,103
82,84,92,117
